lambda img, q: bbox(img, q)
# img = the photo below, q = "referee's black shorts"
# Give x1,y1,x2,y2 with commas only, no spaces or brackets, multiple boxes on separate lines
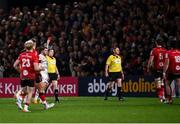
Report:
48,73,58,82
108,72,123,82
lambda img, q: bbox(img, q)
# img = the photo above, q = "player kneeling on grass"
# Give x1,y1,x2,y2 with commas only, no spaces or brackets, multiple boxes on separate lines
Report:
163,39,180,104
104,47,124,101
13,40,44,112
33,47,55,109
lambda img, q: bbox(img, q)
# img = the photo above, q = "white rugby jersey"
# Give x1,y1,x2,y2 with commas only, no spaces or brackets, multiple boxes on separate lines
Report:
39,54,48,71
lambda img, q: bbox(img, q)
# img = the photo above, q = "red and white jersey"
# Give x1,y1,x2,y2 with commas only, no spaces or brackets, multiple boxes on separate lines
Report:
18,51,39,80
150,46,167,70
165,49,180,74
39,53,48,72
39,53,49,83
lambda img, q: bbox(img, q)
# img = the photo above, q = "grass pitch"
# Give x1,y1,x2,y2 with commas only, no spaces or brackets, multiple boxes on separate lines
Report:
0,97,180,123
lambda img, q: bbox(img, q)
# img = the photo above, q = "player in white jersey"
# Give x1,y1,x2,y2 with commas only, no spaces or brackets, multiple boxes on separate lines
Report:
33,47,54,109
39,49,49,84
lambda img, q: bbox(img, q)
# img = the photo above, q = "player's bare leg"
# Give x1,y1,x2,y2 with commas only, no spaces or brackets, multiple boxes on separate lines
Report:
155,78,165,102
161,79,165,101
14,88,26,110
23,86,34,112
33,89,39,104
38,82,55,109
176,78,180,98
164,79,173,104
33,83,39,104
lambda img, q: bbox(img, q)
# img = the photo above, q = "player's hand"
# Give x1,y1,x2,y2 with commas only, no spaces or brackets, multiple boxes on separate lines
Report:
122,73,124,80
57,74,60,80
38,64,45,71
105,72,109,77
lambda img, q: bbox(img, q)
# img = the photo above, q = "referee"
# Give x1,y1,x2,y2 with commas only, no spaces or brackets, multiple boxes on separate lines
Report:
47,49,60,102
104,47,124,101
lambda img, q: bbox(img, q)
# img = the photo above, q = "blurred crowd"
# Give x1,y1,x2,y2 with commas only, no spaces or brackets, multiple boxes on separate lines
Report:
0,0,179,77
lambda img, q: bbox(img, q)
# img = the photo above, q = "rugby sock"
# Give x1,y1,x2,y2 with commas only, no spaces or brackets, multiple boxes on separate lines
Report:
105,87,111,99
54,89,59,101
24,103,29,110
39,93,46,102
39,93,49,107
117,87,123,99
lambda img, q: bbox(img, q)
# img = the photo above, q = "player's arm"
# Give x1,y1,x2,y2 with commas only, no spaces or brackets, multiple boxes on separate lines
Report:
105,64,109,77
121,70,124,80
55,58,60,79
13,59,20,73
33,56,43,71
147,51,154,72
34,62,44,71
56,66,60,79
163,53,169,78
121,56,124,80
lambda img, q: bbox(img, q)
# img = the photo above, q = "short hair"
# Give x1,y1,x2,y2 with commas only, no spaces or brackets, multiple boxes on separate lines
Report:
48,48,54,52
24,40,34,50
156,38,163,46
39,46,48,52
31,38,37,43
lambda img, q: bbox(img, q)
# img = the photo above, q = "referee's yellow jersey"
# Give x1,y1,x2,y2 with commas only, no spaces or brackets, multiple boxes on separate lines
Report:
46,55,57,73
106,55,122,72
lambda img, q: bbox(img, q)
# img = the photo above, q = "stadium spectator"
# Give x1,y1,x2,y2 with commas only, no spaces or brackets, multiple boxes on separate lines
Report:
0,61,4,77
0,0,179,77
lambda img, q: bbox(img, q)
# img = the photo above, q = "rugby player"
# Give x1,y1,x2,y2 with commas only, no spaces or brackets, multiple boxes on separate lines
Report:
147,39,167,102
163,39,180,104
13,40,43,112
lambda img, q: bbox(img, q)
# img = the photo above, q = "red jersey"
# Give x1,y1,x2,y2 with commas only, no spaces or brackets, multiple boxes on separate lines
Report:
33,48,39,61
165,49,180,74
18,51,39,80
150,46,167,70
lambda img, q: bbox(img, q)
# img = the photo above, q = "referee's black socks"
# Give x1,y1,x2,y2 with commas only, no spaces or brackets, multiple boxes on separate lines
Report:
104,87,111,100
117,87,123,100
54,89,59,102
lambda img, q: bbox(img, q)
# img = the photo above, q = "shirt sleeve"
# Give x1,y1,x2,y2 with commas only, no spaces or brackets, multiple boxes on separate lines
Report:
106,56,112,65
33,54,39,63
